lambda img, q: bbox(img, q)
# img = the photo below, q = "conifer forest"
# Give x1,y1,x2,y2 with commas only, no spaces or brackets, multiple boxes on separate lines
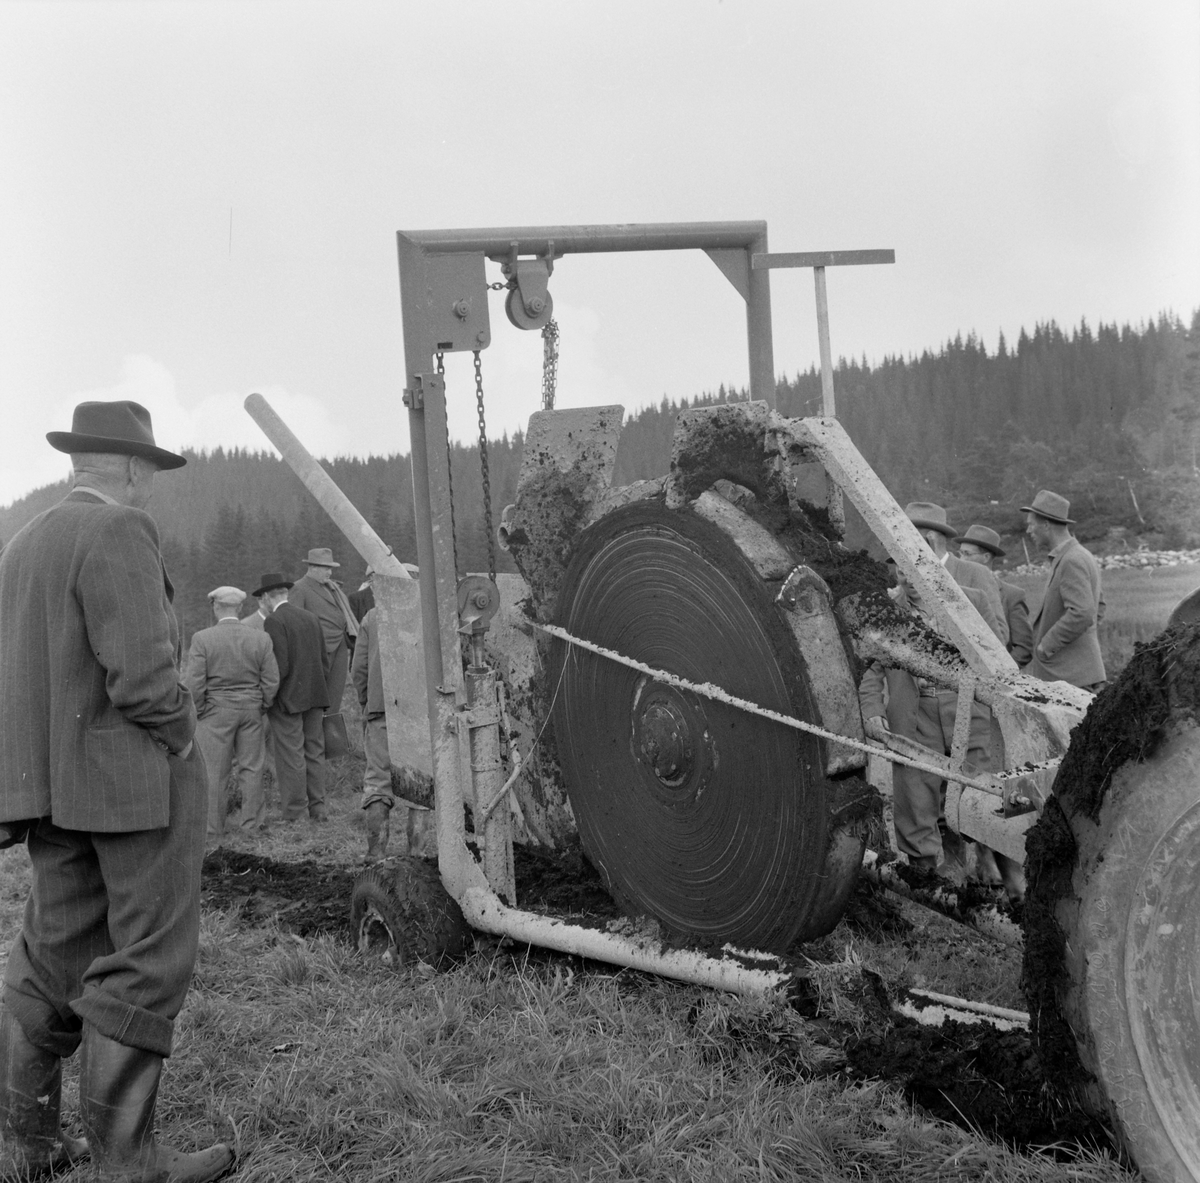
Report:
2,311,1197,645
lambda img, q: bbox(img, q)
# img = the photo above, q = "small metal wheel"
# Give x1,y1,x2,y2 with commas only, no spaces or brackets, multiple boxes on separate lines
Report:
505,286,553,331
350,858,468,969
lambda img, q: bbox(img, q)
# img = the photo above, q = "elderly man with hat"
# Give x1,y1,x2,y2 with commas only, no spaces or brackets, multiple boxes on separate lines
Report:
256,572,331,822
0,401,233,1180
287,548,359,726
1022,490,1106,690
861,503,1010,885
954,525,1034,666
185,586,279,847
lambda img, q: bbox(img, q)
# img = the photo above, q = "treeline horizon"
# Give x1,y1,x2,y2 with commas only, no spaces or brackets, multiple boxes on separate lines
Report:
2,309,1197,644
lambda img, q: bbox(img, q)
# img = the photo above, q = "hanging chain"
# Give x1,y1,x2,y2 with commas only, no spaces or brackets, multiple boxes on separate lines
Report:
541,318,559,411
437,351,459,578
474,351,496,582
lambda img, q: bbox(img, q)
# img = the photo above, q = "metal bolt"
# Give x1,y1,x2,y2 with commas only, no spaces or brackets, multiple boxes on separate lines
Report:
453,299,470,319
527,297,545,314
473,592,491,609
476,330,487,343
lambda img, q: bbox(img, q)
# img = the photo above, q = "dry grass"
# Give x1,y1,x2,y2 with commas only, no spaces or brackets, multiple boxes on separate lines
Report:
1008,560,1199,677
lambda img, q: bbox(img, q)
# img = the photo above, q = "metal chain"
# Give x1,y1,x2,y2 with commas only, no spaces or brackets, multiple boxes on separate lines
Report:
541,318,559,411
437,351,459,578
474,351,496,582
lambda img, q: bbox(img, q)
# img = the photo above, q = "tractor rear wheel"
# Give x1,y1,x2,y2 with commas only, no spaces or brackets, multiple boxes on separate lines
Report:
549,500,865,954
351,857,468,969
1024,627,1200,1183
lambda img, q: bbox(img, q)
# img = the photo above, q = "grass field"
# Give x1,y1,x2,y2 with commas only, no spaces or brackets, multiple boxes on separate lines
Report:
1008,560,1199,677
5,567,1189,1181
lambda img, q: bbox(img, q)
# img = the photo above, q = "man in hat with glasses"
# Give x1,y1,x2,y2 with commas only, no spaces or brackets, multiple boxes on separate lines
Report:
954,525,1034,666
0,402,233,1180
1021,490,1106,690
287,548,358,722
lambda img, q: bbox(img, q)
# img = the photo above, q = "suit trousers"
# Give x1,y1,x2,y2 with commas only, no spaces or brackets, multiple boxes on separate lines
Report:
195,705,267,841
361,714,395,810
893,691,993,864
270,705,325,820
2,745,207,1059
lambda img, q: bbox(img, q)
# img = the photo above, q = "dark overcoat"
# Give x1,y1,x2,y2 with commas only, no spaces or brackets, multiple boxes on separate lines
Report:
0,490,195,831
264,601,330,714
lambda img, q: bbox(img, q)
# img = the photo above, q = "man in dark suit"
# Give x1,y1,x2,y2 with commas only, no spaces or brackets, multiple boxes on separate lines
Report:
256,573,330,823
0,401,233,1181
1022,490,1106,690
954,524,1034,666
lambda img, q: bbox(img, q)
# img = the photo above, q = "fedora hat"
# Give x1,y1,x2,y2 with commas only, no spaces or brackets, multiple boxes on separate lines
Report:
251,572,293,598
46,400,186,470
903,501,957,537
1020,489,1075,525
301,547,340,568
954,524,1005,556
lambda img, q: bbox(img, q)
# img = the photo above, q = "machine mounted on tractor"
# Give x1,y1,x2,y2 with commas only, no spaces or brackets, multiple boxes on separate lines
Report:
245,221,1200,1183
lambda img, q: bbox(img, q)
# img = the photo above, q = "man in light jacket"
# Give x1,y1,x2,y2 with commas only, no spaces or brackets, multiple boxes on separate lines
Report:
1021,490,1106,690
186,586,279,845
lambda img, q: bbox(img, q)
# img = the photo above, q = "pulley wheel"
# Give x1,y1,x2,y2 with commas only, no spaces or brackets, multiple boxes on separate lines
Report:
505,286,554,331
549,501,833,953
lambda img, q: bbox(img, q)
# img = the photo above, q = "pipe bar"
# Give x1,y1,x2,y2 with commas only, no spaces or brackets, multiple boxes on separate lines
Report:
243,393,409,578
460,888,792,998
753,249,895,269
403,221,768,257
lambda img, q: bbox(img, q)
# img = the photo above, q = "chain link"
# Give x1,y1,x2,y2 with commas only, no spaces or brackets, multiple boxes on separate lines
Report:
541,318,559,411
437,351,459,578
474,352,496,582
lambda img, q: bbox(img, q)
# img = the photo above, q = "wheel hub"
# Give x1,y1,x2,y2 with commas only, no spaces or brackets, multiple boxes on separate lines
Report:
631,680,714,793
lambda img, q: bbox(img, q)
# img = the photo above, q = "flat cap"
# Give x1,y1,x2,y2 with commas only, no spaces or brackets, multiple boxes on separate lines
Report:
207,585,247,606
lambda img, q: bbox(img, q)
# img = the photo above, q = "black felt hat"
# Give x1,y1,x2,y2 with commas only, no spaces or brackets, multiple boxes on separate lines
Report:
252,573,293,598
46,401,186,470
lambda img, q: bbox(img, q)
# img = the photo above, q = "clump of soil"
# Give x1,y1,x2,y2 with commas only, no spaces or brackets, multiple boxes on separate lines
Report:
846,1018,1113,1154
201,849,356,940
513,842,621,918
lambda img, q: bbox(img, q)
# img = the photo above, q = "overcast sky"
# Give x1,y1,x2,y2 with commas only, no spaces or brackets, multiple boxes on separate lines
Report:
2,1,1197,506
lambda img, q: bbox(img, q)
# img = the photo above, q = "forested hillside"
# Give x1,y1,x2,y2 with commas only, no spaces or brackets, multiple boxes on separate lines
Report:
2,310,1196,643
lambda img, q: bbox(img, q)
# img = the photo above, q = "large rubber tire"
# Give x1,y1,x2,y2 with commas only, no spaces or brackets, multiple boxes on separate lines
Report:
350,858,468,969
1025,627,1200,1183
549,500,856,953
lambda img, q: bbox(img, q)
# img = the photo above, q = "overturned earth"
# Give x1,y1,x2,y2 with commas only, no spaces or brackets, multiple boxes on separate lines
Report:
201,844,1113,1156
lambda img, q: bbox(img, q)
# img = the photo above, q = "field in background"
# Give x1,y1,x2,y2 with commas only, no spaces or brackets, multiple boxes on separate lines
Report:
1008,560,1198,677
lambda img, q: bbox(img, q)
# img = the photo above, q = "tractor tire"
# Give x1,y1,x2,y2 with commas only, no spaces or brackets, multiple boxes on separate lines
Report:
350,857,468,969
1023,625,1200,1183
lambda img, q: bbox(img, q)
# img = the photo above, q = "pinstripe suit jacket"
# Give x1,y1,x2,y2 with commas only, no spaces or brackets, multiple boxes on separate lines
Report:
0,490,195,831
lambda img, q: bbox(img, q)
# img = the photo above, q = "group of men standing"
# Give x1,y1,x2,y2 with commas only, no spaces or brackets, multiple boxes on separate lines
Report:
185,558,342,846
860,491,1106,890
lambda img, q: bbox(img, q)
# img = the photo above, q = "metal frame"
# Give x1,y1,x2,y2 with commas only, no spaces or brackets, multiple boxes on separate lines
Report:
395,222,801,994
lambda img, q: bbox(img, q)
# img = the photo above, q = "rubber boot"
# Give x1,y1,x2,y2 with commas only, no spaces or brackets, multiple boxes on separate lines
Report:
364,801,391,863
79,1027,234,1183
0,1007,88,1178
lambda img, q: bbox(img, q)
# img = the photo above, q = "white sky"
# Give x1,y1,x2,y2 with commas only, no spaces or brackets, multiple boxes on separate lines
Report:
2,0,1197,505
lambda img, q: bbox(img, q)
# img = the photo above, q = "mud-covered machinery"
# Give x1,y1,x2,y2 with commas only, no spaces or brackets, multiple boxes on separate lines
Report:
245,221,1199,1183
